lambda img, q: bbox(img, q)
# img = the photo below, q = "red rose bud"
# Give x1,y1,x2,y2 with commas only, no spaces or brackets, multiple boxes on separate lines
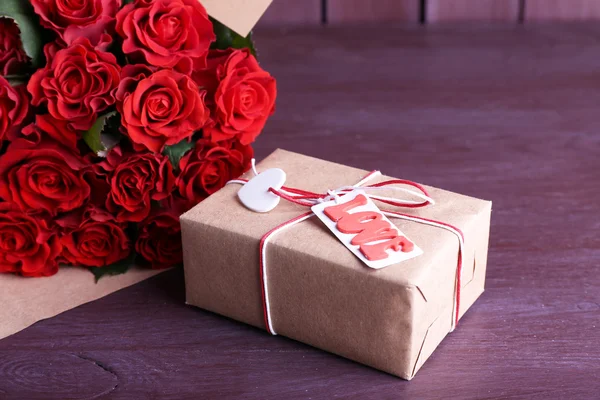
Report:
200,49,277,145
116,0,215,74
30,0,121,45
0,203,62,277
0,18,30,75
136,210,183,269
60,207,131,267
0,77,29,142
96,145,175,222
28,38,121,131
0,137,91,216
177,139,253,207
118,69,209,152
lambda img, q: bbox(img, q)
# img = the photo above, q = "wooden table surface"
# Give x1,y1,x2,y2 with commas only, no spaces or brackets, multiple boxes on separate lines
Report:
1,24,599,400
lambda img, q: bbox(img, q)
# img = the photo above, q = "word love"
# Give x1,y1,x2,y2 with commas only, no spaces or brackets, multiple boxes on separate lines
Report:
324,194,414,260
312,190,423,269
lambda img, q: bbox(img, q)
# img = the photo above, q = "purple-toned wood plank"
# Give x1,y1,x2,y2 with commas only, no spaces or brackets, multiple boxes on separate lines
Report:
328,0,420,23
1,23,600,399
427,0,520,22
525,0,600,20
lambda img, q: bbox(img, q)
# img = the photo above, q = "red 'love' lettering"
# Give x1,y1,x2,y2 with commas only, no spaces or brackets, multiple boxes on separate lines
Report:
323,194,414,261
323,193,367,221
360,235,414,261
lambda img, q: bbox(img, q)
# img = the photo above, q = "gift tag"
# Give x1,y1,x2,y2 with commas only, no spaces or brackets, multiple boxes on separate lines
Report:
312,190,423,269
238,168,286,213
202,0,273,37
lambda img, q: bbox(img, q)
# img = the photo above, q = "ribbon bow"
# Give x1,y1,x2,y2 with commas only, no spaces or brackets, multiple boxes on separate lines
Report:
228,160,464,336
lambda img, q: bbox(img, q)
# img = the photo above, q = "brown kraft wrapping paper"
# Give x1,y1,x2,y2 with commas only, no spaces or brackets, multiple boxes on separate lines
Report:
0,267,162,340
181,149,492,379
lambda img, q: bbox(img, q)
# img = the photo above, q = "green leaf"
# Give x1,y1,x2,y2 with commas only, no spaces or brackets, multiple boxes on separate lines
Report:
83,112,122,156
4,74,27,86
88,252,136,283
0,0,44,68
163,138,194,170
211,18,256,56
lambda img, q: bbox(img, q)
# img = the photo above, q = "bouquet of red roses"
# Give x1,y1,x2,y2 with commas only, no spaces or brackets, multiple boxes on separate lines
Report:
0,0,276,278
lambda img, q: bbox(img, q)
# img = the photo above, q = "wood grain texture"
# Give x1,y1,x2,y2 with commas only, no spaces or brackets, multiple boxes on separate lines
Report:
328,0,419,23
427,0,520,22
525,0,600,20
1,24,600,399
259,0,321,25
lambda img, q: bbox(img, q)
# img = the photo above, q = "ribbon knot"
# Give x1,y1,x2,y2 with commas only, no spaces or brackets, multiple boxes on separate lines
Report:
236,162,437,210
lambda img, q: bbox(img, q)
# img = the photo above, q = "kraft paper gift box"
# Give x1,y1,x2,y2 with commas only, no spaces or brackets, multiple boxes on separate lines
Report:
181,149,492,379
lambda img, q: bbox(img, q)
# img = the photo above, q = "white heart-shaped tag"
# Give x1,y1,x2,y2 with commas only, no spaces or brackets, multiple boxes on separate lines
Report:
238,168,286,213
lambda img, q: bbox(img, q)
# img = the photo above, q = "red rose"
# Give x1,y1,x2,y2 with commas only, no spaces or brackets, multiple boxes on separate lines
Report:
0,137,91,216
30,0,121,45
177,139,253,206
0,77,28,141
28,38,121,131
96,145,175,222
116,0,214,74
118,68,209,152
60,207,131,267
199,49,276,145
0,18,29,75
0,203,62,277
136,209,182,269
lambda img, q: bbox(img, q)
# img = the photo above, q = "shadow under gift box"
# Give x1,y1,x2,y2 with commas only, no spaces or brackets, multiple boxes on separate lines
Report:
180,149,492,380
